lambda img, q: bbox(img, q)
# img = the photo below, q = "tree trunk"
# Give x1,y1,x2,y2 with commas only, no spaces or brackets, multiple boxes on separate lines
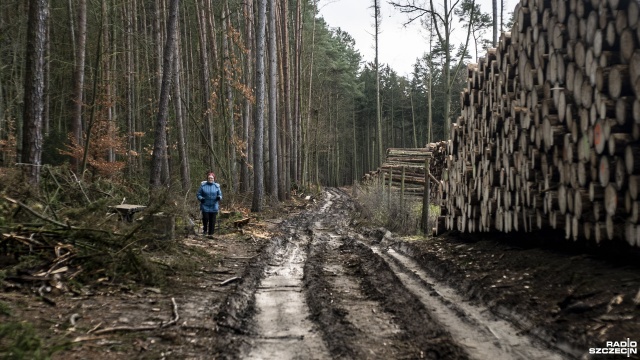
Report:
222,1,236,192
22,0,49,184
492,0,497,47
303,1,318,187
196,0,215,171
268,0,279,200
374,0,383,166
281,0,293,198
252,0,267,212
173,16,190,193
124,0,135,178
150,0,180,189
293,0,303,186
69,0,86,172
241,0,254,193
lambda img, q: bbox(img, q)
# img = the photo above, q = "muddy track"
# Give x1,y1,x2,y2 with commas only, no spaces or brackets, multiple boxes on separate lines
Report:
212,188,575,359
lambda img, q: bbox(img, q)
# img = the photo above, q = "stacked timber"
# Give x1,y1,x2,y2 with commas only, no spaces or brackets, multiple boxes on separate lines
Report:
362,143,446,200
440,0,640,248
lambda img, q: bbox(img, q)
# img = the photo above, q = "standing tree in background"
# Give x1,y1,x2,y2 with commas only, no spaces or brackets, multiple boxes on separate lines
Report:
150,0,180,189
392,0,476,140
222,1,237,193
373,0,383,166
195,0,216,172
456,0,492,60
22,0,49,184
69,0,86,173
493,0,497,47
281,0,293,199
293,0,303,186
241,0,254,193
172,12,190,193
268,0,279,200
252,0,267,212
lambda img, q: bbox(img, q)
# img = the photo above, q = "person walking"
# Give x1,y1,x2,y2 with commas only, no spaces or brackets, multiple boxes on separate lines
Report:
197,172,222,237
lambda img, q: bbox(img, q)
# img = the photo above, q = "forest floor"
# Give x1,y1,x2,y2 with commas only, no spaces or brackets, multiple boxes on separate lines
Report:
2,187,640,359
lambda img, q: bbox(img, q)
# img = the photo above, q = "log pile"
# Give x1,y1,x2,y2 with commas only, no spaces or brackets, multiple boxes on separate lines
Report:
361,143,446,201
439,0,640,248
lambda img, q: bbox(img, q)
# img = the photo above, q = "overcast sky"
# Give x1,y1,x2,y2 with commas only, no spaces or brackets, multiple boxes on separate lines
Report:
318,0,519,77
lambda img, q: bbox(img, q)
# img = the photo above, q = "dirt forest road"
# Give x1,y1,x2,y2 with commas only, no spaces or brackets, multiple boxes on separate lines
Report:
210,188,636,360
11,187,639,359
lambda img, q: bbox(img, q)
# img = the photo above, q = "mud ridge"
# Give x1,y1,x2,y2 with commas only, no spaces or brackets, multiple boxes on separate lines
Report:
304,236,360,359
343,239,469,359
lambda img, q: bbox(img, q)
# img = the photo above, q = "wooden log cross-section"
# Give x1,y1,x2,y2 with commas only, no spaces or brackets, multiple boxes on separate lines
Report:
437,0,640,248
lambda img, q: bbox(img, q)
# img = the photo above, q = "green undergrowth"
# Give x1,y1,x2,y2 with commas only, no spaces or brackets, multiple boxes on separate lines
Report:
0,320,71,359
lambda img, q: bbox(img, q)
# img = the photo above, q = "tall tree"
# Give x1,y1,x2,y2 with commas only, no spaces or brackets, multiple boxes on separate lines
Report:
373,0,383,166
241,0,254,193
173,12,190,193
22,0,49,184
293,0,303,186
268,0,278,199
493,0,497,47
281,0,293,199
456,0,492,59
252,0,267,212
303,1,318,188
392,0,476,140
195,0,215,171
150,0,180,189
69,0,86,172
222,1,237,192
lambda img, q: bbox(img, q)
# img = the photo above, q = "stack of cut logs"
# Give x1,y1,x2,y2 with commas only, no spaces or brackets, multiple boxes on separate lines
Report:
362,143,446,200
439,0,640,248
380,148,430,197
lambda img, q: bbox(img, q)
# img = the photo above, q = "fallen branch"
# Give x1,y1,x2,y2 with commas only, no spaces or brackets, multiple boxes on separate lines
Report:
72,335,110,343
92,297,179,335
219,276,242,286
161,297,179,328
2,232,44,246
3,197,119,237
4,196,71,229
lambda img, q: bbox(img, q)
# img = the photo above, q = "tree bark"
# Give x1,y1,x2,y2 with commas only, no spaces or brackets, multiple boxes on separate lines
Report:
69,0,86,172
222,1,237,193
173,15,190,193
375,0,383,166
22,0,49,184
281,0,293,198
241,0,254,193
150,0,180,189
268,0,279,200
252,0,267,212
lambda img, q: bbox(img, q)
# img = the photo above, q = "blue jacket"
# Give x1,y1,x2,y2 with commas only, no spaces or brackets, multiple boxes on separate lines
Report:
197,181,222,213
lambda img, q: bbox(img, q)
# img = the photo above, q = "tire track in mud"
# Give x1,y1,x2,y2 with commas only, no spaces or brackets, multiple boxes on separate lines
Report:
305,188,468,359
243,233,330,360
373,247,568,360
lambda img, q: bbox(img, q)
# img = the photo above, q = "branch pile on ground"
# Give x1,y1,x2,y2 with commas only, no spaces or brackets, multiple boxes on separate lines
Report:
440,0,640,248
0,195,166,292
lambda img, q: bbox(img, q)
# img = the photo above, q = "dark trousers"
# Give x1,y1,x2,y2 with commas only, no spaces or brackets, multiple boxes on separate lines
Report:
202,212,217,235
